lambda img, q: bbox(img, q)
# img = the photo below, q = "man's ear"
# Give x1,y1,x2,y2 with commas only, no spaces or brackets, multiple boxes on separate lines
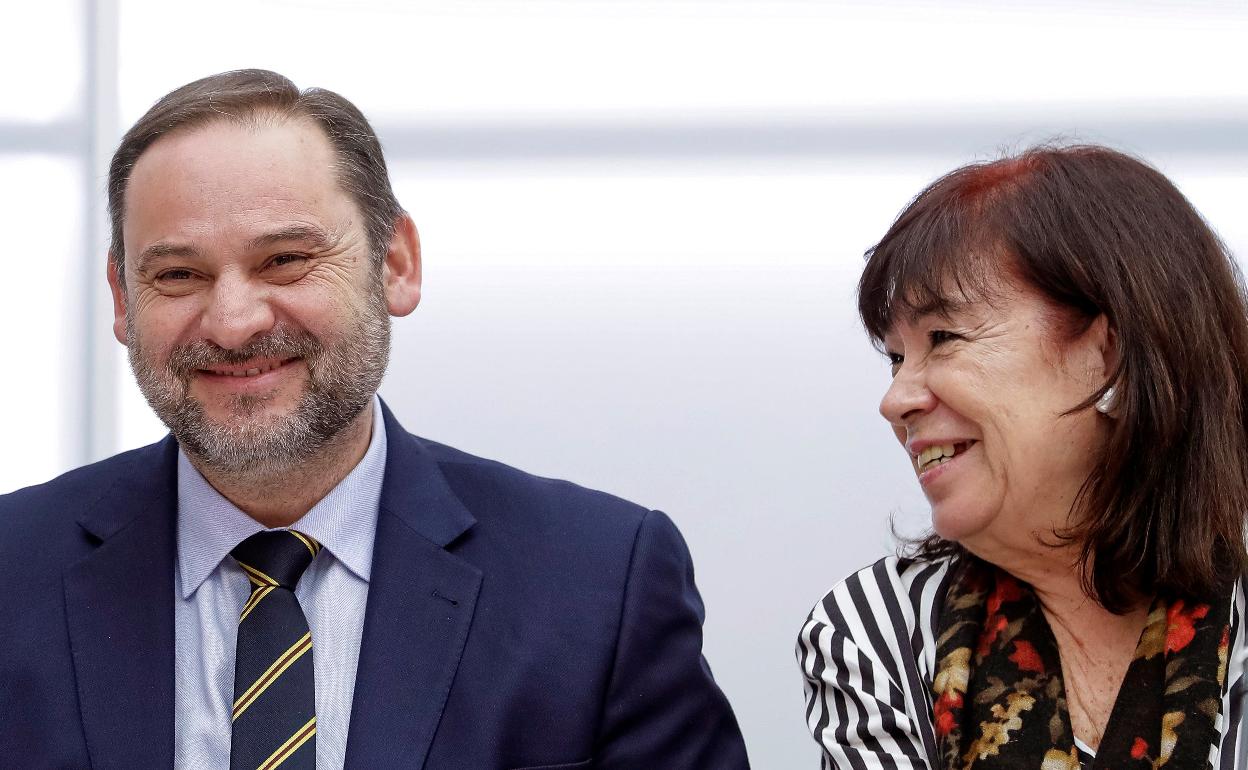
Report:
383,214,421,317
107,253,128,345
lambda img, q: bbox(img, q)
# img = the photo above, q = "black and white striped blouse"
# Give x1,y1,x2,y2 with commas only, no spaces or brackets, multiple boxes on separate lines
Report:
796,556,1248,769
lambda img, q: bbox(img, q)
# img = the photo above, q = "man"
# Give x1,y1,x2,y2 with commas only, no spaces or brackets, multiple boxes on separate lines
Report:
0,70,748,769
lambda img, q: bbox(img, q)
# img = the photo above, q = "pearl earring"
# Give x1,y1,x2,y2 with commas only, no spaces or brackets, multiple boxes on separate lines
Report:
1095,386,1116,415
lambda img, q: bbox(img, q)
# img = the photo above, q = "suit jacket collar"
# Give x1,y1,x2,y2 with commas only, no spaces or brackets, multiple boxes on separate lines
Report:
375,398,476,547
75,435,180,541
344,399,482,768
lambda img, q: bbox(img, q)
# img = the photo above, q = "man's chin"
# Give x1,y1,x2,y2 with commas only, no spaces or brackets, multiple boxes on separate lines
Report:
163,400,311,472
178,429,311,477
188,383,302,419
202,403,299,430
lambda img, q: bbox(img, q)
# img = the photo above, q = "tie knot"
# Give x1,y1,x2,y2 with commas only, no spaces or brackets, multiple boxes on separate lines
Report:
231,530,321,590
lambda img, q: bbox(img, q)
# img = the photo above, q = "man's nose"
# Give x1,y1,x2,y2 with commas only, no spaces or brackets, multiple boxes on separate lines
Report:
879,363,937,427
198,273,276,351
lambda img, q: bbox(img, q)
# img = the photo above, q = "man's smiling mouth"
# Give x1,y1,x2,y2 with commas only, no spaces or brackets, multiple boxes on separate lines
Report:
201,357,298,378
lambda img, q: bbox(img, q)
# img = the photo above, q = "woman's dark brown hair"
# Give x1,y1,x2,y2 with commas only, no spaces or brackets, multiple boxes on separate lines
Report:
860,144,1248,612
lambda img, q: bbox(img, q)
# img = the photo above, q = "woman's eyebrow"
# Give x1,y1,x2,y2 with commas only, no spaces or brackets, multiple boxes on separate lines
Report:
904,298,975,325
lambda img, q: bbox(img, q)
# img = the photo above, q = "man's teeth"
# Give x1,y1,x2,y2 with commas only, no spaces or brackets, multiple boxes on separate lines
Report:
918,443,959,470
210,361,284,377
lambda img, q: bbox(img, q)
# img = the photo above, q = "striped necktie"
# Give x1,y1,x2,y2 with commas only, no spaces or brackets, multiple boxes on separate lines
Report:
230,530,321,770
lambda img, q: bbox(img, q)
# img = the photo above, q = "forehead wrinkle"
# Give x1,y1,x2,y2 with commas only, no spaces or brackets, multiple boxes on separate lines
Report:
245,223,344,253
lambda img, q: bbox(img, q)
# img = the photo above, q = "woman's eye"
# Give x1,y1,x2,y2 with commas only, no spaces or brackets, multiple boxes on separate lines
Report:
929,329,960,346
886,352,904,374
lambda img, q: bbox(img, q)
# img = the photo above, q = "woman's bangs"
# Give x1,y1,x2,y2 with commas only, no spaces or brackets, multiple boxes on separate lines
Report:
858,209,998,344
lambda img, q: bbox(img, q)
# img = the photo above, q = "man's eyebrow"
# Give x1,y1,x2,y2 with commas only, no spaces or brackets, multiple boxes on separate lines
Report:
245,224,341,252
134,242,201,274
132,225,342,275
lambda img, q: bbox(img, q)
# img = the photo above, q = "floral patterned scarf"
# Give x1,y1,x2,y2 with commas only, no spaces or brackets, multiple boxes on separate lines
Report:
931,558,1232,769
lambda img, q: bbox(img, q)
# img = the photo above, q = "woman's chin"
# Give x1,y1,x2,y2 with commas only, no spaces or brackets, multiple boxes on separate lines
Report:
929,505,993,544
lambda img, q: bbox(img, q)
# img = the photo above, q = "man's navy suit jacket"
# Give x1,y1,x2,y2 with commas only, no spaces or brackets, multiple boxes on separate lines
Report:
0,403,749,768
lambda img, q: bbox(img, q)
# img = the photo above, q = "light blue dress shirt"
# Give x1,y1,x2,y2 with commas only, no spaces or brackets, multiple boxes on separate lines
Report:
173,397,386,769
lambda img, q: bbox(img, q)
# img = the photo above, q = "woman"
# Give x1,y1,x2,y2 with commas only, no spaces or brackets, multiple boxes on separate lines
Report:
798,145,1248,769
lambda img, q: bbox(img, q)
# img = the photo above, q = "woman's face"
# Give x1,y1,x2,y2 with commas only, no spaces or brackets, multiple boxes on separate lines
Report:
879,276,1112,557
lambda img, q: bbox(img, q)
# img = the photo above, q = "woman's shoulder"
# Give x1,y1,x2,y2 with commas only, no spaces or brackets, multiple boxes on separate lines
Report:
802,553,956,651
797,553,956,760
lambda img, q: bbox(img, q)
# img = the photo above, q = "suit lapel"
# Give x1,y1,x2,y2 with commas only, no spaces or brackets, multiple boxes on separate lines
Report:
64,438,178,770
344,403,481,769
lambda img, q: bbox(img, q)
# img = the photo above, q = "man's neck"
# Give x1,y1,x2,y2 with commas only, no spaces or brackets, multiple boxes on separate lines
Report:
189,407,375,529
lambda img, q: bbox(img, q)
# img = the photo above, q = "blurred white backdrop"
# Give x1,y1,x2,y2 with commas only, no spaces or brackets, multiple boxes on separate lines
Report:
1,1,1246,765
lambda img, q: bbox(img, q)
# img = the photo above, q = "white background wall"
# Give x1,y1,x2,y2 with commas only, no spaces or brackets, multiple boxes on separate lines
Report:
2,1,1246,766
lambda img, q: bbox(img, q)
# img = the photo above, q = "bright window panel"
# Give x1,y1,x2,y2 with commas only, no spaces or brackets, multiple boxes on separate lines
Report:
0,156,81,493
0,0,83,123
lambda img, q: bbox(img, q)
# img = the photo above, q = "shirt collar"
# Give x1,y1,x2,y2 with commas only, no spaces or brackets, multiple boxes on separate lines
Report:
176,395,387,599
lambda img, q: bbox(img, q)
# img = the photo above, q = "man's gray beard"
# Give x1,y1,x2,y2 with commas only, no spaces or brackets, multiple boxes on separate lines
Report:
126,289,391,477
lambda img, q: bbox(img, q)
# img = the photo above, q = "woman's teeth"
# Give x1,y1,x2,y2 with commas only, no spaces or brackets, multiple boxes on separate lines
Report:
917,442,970,471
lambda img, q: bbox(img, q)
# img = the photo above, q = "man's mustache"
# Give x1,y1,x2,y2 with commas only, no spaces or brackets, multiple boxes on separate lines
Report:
165,328,323,377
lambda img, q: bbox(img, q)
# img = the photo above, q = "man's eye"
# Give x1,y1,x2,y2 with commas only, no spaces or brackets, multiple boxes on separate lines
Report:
156,269,194,281
269,253,308,268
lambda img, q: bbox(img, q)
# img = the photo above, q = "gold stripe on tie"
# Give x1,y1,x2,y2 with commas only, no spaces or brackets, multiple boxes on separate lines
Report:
232,632,313,721
257,715,317,770
288,530,320,559
238,561,280,588
238,585,276,623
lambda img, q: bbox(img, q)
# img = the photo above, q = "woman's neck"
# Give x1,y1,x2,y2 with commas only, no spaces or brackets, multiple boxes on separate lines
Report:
974,542,1149,750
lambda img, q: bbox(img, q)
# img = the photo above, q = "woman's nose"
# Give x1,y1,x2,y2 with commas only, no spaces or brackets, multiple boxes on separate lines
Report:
879,363,937,426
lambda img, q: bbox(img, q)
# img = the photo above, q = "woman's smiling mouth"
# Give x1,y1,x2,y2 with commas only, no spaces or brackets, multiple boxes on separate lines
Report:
916,440,976,472
910,439,980,489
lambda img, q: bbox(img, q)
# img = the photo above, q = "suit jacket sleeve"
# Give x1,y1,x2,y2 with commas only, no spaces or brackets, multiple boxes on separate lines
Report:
593,510,750,768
